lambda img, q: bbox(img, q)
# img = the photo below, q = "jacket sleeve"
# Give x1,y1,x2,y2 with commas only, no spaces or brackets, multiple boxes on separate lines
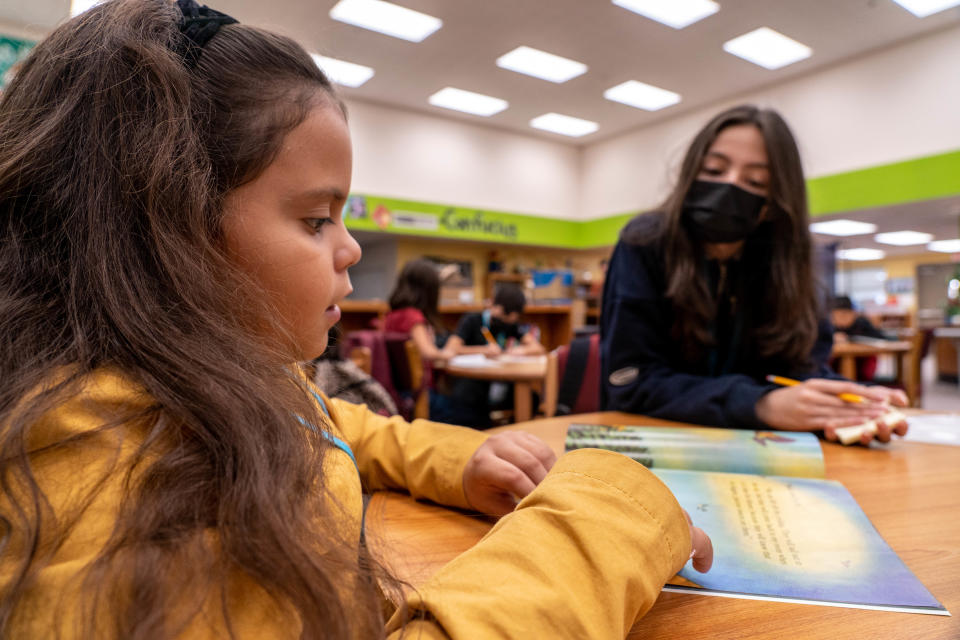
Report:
600,239,773,428
327,397,488,509
790,317,845,381
384,449,691,639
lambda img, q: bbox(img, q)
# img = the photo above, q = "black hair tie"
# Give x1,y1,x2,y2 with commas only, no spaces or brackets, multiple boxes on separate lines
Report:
175,0,238,68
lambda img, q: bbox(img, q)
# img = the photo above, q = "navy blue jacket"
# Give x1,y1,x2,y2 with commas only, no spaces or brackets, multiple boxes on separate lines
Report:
600,213,841,428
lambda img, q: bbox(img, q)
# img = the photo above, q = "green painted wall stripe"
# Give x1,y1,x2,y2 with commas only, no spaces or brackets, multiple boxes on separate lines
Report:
343,195,581,247
807,149,960,216
353,148,960,249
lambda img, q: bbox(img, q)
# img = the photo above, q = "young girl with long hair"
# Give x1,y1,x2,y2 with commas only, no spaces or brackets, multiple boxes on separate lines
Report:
0,1,710,637
384,258,453,361
600,105,907,443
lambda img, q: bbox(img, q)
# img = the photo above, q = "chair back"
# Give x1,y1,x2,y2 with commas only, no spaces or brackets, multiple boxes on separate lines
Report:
383,332,430,420
555,333,601,414
344,330,399,405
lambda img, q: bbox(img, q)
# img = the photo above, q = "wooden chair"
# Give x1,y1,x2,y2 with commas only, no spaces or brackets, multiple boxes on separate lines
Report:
906,328,934,408
539,335,601,417
404,340,430,420
540,349,560,418
348,345,372,375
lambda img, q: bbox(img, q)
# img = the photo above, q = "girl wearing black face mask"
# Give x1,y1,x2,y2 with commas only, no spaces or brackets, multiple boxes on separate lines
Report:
600,105,908,442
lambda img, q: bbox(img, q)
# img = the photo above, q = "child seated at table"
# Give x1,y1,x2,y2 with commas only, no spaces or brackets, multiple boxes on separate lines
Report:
384,258,455,361
0,2,711,637
830,295,893,381
433,284,546,428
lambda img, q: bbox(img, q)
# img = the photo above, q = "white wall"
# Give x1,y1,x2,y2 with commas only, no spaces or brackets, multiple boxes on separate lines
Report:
580,24,960,219
345,100,581,219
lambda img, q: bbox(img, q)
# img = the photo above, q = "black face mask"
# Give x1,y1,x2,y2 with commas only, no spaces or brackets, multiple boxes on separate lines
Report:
682,180,767,244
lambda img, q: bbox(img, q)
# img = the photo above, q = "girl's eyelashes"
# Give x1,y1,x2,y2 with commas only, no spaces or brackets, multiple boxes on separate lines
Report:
305,217,334,233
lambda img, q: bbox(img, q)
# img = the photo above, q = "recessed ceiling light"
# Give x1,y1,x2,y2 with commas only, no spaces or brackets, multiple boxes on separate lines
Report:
837,248,886,261
890,0,960,18
311,54,375,88
874,231,935,246
530,113,599,138
496,46,588,83
428,87,508,117
809,219,878,236
928,239,960,253
603,80,681,111
329,0,442,43
71,0,102,16
611,0,719,29
723,27,812,70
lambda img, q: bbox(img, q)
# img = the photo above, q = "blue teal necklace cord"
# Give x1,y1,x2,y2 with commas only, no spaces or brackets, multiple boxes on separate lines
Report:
294,387,367,545
295,389,358,470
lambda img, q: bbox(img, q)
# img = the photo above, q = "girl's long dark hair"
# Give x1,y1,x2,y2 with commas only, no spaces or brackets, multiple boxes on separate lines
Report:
0,1,391,637
624,105,819,366
388,259,442,331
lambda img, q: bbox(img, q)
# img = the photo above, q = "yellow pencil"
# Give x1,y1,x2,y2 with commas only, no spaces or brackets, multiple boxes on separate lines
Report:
480,326,498,347
765,375,865,404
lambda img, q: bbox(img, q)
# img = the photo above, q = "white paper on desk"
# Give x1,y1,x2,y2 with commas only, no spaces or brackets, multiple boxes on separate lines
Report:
903,414,960,446
448,354,495,368
496,355,546,365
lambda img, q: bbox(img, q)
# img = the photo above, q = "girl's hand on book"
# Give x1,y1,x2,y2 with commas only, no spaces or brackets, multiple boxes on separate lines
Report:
755,379,896,435
462,432,557,516
683,509,713,573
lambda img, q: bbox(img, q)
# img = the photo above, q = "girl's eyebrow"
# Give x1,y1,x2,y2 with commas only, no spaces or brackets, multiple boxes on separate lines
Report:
704,151,769,169
286,187,346,204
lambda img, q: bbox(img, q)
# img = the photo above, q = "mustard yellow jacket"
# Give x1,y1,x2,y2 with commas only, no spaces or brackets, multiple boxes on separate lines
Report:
2,370,690,638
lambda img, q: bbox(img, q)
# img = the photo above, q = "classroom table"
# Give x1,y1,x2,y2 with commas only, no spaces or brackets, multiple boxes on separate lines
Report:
365,411,959,639
831,340,914,400
441,354,548,422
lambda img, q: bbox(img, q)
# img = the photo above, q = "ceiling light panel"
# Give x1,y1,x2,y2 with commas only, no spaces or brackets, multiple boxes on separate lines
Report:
874,231,935,246
809,219,878,236
928,239,960,253
611,0,720,29
530,113,599,137
329,0,442,43
604,80,681,111
837,248,886,261
496,46,588,83
71,0,102,16
723,27,812,70
890,0,960,18
428,88,508,117
311,54,375,88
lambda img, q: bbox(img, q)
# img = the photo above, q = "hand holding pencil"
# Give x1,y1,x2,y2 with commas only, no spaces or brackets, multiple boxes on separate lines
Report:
757,376,908,443
480,326,503,358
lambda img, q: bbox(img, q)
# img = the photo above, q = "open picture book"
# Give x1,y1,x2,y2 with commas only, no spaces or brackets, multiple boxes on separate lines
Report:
565,424,948,615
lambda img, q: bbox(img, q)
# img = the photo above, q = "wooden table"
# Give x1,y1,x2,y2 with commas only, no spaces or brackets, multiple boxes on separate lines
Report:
442,355,548,422
832,340,914,402
366,411,960,639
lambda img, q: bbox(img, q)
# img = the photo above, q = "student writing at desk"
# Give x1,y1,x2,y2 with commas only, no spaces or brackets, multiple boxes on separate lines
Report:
433,284,546,428
0,3,711,637
601,105,907,442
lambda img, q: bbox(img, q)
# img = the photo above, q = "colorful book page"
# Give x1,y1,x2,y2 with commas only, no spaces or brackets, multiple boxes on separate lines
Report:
565,424,824,478
659,468,947,614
